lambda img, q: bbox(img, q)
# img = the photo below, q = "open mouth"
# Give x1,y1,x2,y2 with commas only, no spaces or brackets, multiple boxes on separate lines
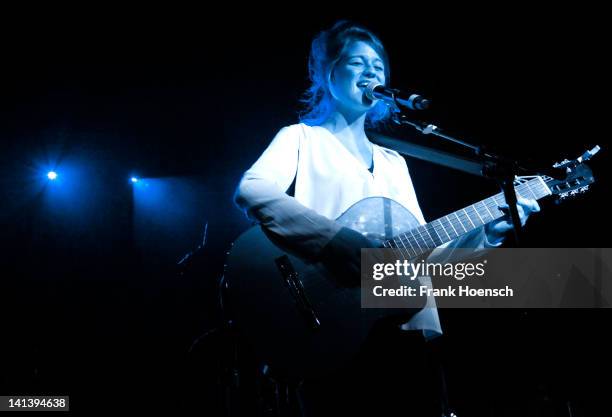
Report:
356,81,372,88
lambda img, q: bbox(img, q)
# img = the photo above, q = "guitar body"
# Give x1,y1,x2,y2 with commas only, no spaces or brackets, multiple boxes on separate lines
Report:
224,197,424,379
224,148,598,379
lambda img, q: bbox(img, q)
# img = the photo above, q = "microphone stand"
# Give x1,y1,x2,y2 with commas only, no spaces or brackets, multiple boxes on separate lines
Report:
373,111,524,244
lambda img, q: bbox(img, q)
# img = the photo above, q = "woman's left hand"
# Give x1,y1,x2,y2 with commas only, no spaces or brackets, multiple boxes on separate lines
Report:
485,196,541,245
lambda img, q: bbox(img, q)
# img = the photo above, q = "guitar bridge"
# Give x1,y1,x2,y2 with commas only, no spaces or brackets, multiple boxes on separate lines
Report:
275,255,321,330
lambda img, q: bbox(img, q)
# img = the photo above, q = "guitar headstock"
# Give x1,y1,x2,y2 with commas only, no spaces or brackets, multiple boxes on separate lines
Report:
542,146,600,202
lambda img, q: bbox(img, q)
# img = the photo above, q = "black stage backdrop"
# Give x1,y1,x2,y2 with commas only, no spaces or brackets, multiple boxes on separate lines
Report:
1,7,610,415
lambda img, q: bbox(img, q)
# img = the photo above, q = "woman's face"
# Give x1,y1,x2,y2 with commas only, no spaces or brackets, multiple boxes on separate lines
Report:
328,40,386,115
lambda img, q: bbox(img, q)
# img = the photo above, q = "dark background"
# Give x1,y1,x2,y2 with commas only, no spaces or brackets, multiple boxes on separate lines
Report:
1,7,610,415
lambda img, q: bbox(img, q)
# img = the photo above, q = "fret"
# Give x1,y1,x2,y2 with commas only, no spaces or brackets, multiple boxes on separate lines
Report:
393,234,410,256
408,234,423,254
404,236,421,256
445,215,460,238
474,203,486,224
392,236,402,248
486,198,504,219
420,225,437,248
461,208,476,230
438,216,457,240
429,223,443,246
524,182,538,200
516,184,535,198
403,230,421,250
454,211,467,233
390,240,410,262
436,218,453,241
418,225,437,248
496,195,507,213
539,183,551,198
466,205,484,226
461,209,476,231
492,194,507,215
525,182,537,197
394,240,411,259
418,227,434,250
515,187,528,200
532,184,545,199
394,236,416,255
536,178,552,198
401,243,418,259
475,201,492,223
409,228,426,251
482,198,495,219
426,224,444,247
485,199,498,220
493,194,505,213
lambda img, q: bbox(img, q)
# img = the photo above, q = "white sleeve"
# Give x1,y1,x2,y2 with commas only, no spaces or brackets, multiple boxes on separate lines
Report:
233,126,341,259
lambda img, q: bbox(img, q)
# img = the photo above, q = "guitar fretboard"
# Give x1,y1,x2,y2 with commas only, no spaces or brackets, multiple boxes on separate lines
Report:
383,177,551,257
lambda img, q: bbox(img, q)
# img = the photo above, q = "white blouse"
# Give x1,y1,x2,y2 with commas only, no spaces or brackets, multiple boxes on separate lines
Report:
234,123,497,338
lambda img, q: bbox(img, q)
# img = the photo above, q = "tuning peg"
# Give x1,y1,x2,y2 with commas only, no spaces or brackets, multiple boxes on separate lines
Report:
553,158,571,168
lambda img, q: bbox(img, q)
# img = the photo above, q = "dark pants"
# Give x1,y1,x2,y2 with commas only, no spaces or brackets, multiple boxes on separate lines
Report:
296,325,442,417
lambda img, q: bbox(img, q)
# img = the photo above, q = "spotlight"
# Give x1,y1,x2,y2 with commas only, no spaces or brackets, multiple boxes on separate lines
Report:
130,177,139,183
47,171,58,180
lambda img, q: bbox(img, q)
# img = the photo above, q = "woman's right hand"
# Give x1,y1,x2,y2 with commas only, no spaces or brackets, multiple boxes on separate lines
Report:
318,227,380,287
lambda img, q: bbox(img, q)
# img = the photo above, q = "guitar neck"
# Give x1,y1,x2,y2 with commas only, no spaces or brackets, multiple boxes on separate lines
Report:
384,176,552,256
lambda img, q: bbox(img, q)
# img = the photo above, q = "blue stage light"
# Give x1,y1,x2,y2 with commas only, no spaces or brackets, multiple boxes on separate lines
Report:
131,177,139,183
47,171,58,180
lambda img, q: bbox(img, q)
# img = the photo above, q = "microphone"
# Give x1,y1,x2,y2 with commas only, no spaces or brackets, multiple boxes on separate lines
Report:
364,82,431,110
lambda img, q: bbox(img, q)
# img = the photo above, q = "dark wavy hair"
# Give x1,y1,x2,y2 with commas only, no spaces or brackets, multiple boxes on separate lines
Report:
299,20,392,128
